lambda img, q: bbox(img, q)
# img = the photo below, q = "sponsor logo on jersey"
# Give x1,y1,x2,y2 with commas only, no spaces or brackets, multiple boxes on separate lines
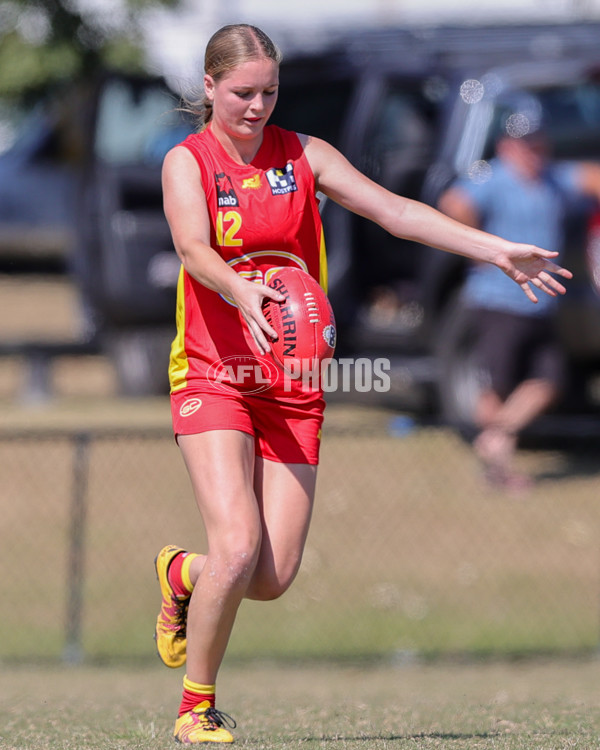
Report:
242,174,261,189
266,164,298,195
180,397,203,417
215,172,238,207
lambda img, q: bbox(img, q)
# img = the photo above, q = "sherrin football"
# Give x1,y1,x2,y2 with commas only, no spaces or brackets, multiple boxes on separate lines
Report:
262,267,336,376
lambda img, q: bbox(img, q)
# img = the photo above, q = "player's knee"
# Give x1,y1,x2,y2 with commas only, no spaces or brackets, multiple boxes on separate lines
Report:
248,566,298,601
249,580,286,601
212,533,262,589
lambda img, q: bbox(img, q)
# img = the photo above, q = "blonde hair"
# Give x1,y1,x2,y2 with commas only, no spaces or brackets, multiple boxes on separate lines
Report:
184,24,282,130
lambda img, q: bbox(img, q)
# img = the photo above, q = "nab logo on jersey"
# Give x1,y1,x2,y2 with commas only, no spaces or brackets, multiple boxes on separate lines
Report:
266,164,298,196
215,172,239,207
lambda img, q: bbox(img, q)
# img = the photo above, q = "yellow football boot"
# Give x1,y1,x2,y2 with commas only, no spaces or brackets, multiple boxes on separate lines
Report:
174,703,236,744
154,545,190,668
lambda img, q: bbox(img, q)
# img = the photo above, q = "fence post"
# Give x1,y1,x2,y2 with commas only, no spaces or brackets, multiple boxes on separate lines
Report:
63,432,91,664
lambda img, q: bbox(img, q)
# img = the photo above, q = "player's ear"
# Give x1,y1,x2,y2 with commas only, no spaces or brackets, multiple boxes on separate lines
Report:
204,74,215,102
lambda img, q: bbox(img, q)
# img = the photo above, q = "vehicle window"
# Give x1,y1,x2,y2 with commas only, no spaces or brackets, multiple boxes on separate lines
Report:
485,79,600,160
0,95,84,165
352,80,441,305
542,81,600,159
95,79,192,166
270,78,353,149
361,80,438,192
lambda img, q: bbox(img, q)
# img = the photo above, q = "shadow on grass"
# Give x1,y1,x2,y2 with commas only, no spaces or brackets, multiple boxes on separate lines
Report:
533,450,600,482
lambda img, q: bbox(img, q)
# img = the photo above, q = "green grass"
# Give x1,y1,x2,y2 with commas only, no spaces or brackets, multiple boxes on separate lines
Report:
3,659,600,748
3,418,600,663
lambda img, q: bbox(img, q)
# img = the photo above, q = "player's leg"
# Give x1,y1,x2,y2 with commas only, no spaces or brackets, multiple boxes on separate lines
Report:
241,389,322,600
245,458,317,601
178,428,262,682
157,384,259,664
173,428,261,743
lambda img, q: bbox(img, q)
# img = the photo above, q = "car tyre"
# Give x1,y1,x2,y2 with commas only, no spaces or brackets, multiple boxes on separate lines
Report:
435,292,488,437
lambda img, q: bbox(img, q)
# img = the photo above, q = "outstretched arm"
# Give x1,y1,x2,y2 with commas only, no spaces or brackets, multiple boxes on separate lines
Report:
303,136,572,302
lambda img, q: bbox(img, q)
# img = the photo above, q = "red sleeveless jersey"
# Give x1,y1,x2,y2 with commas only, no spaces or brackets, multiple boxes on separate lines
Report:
168,125,327,394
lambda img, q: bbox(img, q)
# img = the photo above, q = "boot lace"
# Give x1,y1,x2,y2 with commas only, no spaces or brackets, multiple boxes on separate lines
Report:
200,707,237,731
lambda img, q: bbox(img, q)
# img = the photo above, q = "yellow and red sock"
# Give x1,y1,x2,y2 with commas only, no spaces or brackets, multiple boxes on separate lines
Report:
168,552,198,598
179,675,216,717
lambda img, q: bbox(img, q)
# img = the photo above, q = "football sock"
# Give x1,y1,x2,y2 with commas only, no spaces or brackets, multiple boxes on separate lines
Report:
179,675,216,716
168,551,198,598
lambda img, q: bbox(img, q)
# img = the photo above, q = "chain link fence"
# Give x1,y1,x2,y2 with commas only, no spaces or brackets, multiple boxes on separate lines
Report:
2,414,600,665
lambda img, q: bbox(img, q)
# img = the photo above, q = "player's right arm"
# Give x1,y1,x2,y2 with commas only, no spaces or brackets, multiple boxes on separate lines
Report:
162,146,283,352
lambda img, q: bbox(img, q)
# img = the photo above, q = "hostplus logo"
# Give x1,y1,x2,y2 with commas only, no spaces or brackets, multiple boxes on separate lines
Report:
266,164,298,196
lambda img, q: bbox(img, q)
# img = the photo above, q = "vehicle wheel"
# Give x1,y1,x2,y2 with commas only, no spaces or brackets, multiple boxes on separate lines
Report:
107,328,172,397
435,294,489,435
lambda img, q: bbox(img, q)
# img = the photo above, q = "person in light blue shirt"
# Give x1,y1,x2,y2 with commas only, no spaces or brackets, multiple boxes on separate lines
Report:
459,156,579,317
440,127,600,491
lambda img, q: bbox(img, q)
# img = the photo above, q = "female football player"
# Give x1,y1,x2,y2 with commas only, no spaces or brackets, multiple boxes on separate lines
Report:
156,23,572,743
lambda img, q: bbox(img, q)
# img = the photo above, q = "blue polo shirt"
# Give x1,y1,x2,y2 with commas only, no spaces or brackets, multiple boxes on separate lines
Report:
458,158,580,316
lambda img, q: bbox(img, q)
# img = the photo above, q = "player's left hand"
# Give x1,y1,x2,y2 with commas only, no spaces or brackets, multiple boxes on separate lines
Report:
496,245,573,303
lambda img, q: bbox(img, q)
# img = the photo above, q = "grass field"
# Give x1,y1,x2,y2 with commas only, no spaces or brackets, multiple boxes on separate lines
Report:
3,658,600,749
2,413,600,664
3,281,600,747
2,400,600,664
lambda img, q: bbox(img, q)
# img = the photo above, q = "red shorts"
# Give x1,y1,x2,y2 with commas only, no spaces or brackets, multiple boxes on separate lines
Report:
171,382,325,465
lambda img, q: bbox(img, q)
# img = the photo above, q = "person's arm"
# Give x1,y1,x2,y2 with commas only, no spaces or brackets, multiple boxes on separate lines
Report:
303,135,572,302
162,146,284,353
576,162,600,203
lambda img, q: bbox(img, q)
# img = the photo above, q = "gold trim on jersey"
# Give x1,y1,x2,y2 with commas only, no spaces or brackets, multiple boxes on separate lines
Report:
318,227,328,293
227,250,309,272
217,251,311,306
169,265,189,393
